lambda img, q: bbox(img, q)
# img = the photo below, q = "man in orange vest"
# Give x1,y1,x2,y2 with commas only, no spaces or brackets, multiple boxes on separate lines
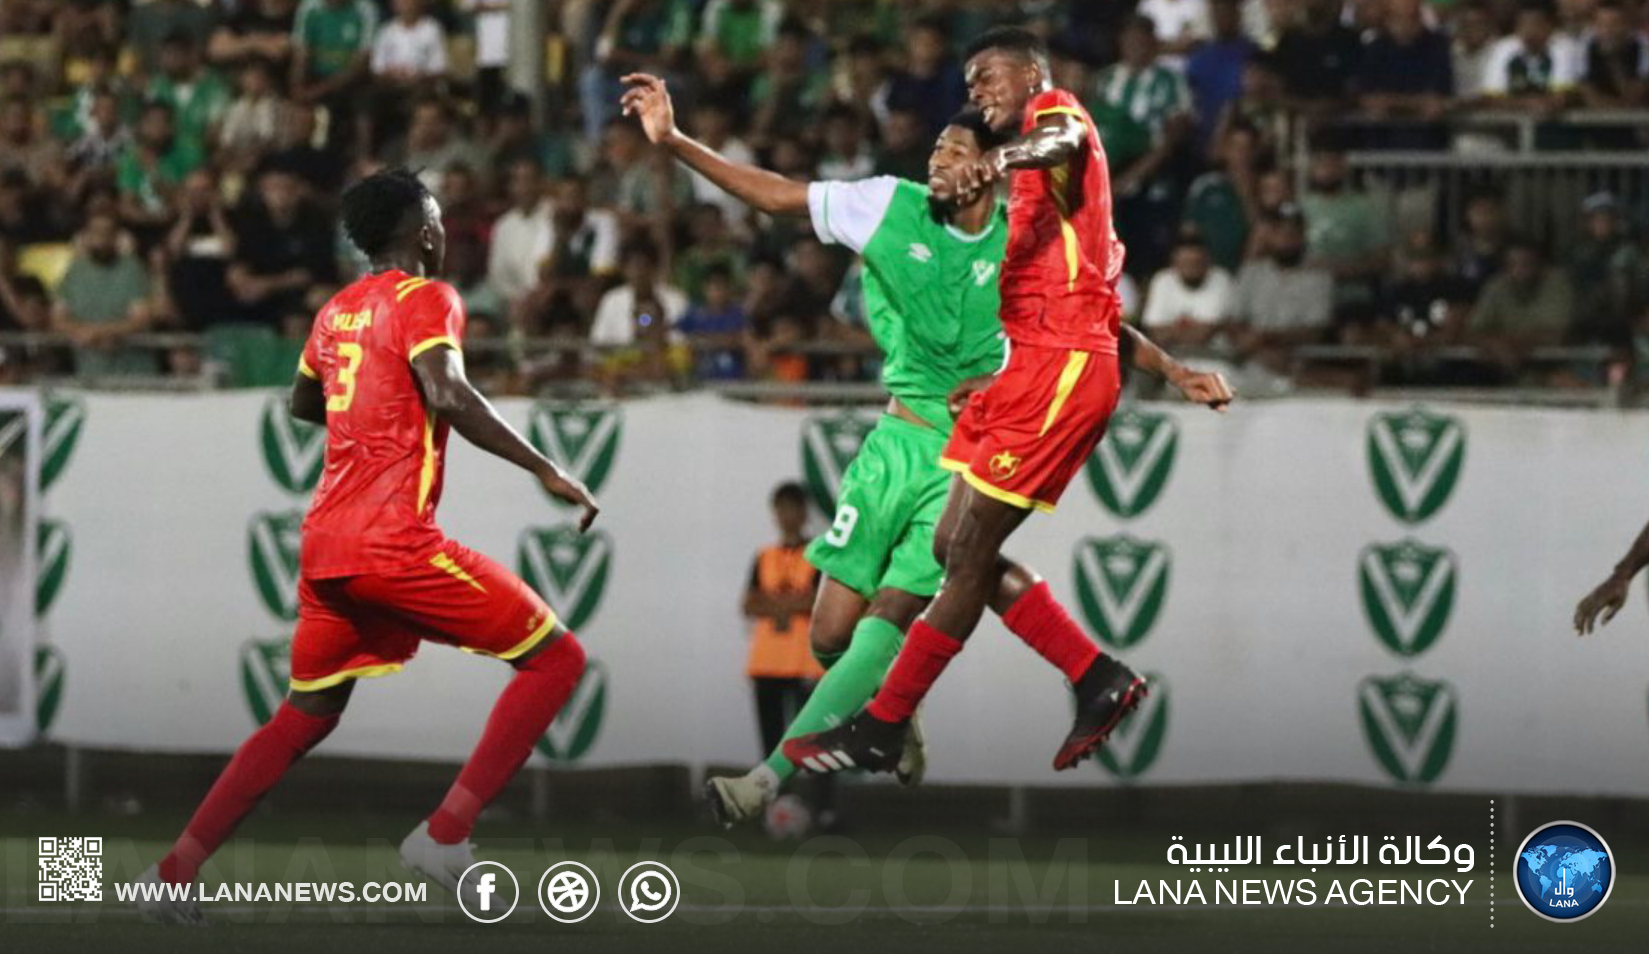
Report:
742,482,824,760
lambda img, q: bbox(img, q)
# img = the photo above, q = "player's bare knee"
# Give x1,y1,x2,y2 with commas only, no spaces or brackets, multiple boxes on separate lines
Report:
810,620,853,658
866,587,928,631
287,680,353,718
990,558,1042,615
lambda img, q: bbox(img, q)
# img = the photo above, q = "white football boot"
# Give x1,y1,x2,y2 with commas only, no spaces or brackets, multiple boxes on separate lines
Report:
132,864,204,926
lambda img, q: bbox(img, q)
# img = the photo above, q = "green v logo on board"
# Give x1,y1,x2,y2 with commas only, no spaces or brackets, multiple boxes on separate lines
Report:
1358,672,1457,785
1095,673,1168,779
1359,540,1456,657
41,394,86,493
35,644,65,735
517,526,613,632
528,404,622,504
240,638,291,726
248,511,304,621
1085,407,1178,519
536,659,607,762
260,396,326,494
1072,535,1170,649
35,518,70,618
1367,407,1465,524
799,411,875,514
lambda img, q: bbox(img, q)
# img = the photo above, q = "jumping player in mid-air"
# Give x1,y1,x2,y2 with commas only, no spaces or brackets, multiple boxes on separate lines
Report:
785,27,1233,776
134,169,599,923
622,56,1226,820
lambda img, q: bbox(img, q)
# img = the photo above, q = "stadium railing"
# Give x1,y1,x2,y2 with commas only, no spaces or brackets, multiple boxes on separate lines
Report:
0,330,1627,407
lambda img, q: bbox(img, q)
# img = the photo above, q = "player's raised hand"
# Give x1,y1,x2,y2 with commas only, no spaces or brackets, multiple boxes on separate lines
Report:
619,73,677,144
1574,572,1629,635
540,467,601,532
1169,368,1234,411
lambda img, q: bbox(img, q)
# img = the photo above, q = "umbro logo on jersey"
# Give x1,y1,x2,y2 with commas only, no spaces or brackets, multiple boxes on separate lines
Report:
908,243,933,263
972,261,996,286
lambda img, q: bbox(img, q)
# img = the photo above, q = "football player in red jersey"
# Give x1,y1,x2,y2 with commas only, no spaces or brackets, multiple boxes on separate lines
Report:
134,170,599,924
786,28,1233,777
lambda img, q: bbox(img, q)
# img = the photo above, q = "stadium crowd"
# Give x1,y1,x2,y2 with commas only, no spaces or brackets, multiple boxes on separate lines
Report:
0,0,1646,393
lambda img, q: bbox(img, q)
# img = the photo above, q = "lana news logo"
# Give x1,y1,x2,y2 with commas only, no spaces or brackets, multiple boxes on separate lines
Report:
1367,407,1465,524
1072,535,1170,650
1514,821,1614,922
1085,406,1177,519
1358,539,1457,657
528,403,622,505
260,396,326,494
1358,673,1457,785
799,410,875,514
1094,673,1169,780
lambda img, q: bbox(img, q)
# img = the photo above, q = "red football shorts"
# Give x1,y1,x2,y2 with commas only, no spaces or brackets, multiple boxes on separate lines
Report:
288,540,558,691
941,342,1121,513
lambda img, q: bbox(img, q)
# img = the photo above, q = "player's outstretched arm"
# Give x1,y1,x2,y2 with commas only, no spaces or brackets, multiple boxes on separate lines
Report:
619,72,809,215
1120,323,1233,411
289,372,327,425
944,113,1086,200
411,345,600,531
1575,519,1649,635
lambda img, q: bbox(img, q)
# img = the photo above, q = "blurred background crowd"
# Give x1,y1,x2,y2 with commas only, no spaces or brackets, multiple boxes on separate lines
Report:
3,0,1649,397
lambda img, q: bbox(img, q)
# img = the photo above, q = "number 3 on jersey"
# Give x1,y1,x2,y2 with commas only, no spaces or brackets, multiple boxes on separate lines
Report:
824,504,859,546
328,342,364,412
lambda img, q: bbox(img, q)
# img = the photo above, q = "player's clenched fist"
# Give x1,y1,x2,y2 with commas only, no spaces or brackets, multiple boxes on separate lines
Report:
1168,368,1234,411
619,73,677,145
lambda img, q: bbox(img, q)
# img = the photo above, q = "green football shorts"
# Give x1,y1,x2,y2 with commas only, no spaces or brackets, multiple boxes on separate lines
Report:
806,414,952,599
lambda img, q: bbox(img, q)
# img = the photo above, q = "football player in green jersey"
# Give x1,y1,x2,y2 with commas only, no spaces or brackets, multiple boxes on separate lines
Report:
623,72,1224,825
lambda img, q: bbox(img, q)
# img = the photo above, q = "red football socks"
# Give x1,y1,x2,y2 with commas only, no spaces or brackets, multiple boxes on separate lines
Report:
1002,581,1101,683
866,620,964,723
159,702,339,884
427,633,587,844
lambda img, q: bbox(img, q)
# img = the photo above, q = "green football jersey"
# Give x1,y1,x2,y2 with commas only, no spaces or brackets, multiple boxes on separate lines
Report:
808,176,1006,432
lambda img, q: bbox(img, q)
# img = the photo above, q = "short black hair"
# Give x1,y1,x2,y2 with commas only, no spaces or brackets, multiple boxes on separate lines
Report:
341,168,429,258
964,26,1049,70
772,482,808,509
944,107,1008,151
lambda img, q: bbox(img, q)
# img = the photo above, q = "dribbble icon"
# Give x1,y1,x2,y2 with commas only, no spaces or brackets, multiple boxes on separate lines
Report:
1513,821,1614,923
618,860,680,923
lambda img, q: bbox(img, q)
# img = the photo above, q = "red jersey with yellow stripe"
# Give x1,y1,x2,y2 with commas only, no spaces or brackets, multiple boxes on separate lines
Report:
298,270,463,578
1000,88,1126,354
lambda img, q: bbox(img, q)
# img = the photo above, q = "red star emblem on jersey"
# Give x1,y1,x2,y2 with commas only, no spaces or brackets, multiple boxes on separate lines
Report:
988,451,1021,481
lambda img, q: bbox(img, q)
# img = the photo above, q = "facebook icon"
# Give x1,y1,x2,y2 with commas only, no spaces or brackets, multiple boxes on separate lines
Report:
456,862,518,923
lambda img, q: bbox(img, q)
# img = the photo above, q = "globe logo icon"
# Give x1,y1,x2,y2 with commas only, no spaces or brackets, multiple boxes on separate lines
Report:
538,861,600,923
1513,821,1614,922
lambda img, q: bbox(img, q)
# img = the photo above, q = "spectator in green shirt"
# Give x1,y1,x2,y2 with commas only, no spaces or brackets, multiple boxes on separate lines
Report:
699,0,782,73
1469,239,1575,373
1183,122,1261,272
148,33,232,158
1092,15,1194,279
1299,141,1390,318
117,101,203,230
52,211,158,376
290,0,376,151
